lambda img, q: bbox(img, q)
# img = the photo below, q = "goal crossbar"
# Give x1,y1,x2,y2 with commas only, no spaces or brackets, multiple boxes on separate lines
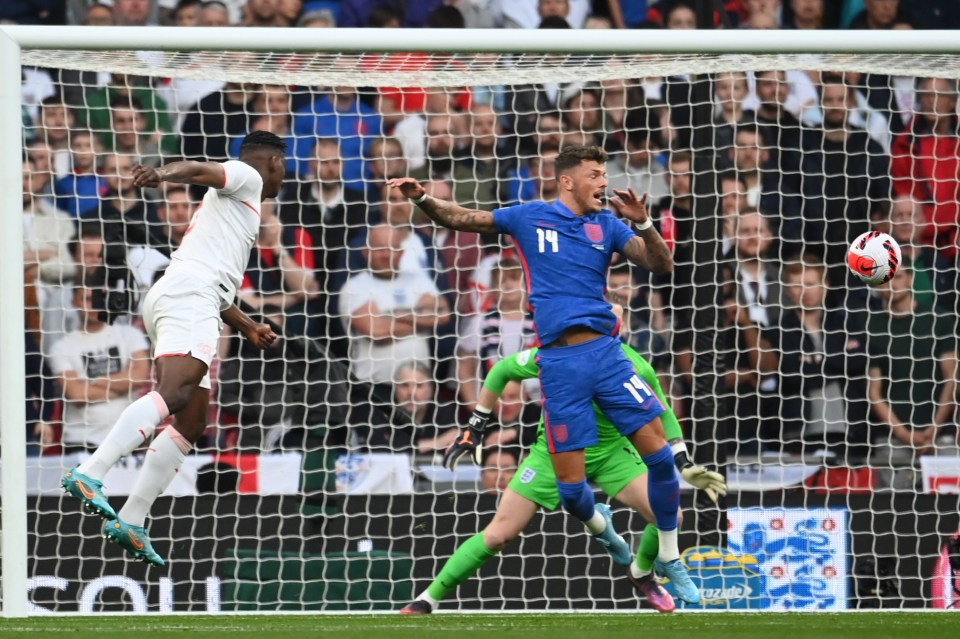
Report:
6,26,960,54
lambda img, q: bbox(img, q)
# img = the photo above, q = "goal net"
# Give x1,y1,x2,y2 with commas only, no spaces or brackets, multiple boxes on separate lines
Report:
6,28,960,613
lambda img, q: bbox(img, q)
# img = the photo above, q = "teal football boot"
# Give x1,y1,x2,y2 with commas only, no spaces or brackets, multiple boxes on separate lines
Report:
103,518,166,567
592,503,632,566
656,558,701,604
61,468,117,520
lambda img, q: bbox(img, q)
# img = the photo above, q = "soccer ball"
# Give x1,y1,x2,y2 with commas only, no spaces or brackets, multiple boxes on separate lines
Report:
847,231,902,286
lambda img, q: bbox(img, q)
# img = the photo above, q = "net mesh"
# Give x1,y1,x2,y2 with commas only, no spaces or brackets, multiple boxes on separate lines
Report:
15,47,960,612
20,51,960,85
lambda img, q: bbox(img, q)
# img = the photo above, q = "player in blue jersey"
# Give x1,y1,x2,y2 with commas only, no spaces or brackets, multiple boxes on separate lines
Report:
389,145,702,603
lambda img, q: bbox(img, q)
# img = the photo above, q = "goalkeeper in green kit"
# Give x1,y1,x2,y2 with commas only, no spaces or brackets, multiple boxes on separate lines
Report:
400,315,726,614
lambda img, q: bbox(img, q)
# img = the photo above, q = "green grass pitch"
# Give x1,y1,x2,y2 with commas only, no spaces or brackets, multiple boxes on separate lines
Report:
0,613,955,639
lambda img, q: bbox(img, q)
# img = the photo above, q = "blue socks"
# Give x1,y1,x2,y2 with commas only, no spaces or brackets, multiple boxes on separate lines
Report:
556,479,596,522
642,444,680,531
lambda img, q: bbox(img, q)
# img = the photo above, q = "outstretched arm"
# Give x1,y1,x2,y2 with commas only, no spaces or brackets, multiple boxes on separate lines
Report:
443,349,537,469
610,188,673,274
132,161,226,190
387,177,497,233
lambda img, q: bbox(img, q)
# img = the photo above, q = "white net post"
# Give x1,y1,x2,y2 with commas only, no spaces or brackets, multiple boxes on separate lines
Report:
0,27,28,618
5,25,960,613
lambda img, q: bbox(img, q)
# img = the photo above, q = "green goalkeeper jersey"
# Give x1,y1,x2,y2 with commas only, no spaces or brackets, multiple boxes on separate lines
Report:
484,342,682,460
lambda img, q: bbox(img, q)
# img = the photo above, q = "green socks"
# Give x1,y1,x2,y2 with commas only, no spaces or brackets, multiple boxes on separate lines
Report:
426,532,500,602
425,525,659,602
634,524,659,577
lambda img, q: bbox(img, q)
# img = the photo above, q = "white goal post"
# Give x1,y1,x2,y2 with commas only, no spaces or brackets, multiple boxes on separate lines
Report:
4,25,960,617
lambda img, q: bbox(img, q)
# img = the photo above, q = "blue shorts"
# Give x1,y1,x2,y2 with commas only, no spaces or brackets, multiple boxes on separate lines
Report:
536,335,666,453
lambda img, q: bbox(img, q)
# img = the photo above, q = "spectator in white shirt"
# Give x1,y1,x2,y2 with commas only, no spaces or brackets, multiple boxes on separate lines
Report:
493,0,590,29
339,223,451,385
46,276,152,451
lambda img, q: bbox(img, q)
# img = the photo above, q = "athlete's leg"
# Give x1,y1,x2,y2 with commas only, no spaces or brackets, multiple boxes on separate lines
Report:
613,475,654,522
75,355,205,482
482,487,540,550
582,444,670,612
118,382,208,527
627,414,669,456
593,346,695,599
428,489,538,600
624,417,680,561
550,448,600,526
596,352,679,559
405,489,539,613
535,345,602,530
153,355,209,416
103,382,209,567
613,476,684,576
618,425,698,602
595,353,680,560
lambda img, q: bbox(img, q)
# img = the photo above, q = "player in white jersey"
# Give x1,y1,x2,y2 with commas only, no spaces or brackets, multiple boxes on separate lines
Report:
61,131,287,566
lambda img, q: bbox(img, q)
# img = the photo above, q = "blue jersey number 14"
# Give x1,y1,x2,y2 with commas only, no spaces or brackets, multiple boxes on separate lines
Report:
537,228,559,253
623,375,654,404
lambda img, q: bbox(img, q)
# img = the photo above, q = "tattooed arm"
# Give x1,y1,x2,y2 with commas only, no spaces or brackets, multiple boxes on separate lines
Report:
622,230,674,274
386,177,498,233
610,188,673,274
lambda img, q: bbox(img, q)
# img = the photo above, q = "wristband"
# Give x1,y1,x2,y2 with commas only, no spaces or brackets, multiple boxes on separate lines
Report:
635,218,653,232
412,193,428,205
673,450,693,472
466,408,492,432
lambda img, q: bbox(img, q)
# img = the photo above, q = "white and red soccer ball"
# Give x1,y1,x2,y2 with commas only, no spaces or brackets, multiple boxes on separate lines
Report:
847,230,902,286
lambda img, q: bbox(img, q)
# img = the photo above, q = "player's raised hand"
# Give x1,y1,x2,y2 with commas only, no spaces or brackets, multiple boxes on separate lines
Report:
680,465,727,503
131,164,163,189
386,177,426,201
610,188,650,226
443,409,491,469
244,323,278,350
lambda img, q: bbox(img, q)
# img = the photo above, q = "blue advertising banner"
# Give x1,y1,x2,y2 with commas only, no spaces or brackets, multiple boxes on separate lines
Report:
663,507,848,610
727,507,849,610
662,546,764,609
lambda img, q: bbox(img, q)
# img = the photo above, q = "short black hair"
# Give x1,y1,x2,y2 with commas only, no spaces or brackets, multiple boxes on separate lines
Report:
816,73,855,101
554,144,608,175
239,130,287,156
624,106,663,148
176,0,201,13
109,94,144,112
39,94,69,113
69,220,107,263
718,170,745,187
538,16,571,29
78,220,105,240
427,5,465,29
368,5,402,27
663,0,698,25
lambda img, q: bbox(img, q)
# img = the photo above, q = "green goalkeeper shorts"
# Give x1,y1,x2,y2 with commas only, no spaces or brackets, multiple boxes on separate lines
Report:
507,438,648,511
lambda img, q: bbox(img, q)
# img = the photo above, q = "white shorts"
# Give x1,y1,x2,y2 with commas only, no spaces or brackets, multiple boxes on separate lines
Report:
143,271,223,390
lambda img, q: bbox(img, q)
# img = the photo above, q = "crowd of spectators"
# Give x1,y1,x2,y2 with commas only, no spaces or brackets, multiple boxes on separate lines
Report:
13,0,960,493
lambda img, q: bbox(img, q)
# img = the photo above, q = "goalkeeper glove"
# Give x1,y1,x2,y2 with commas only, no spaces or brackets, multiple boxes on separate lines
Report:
442,408,491,469
674,450,727,503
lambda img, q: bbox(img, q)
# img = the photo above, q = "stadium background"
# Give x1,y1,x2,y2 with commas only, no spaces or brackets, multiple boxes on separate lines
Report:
7,0,960,613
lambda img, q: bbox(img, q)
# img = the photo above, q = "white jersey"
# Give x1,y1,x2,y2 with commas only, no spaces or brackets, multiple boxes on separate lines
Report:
164,160,263,310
